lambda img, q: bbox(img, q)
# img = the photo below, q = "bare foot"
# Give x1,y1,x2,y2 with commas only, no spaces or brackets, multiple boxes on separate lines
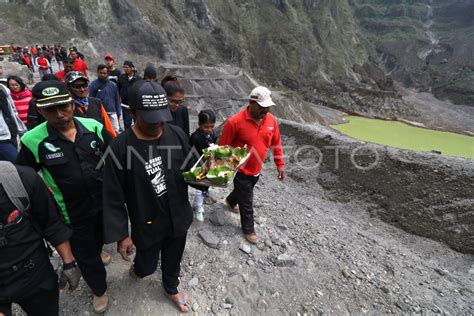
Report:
167,289,191,313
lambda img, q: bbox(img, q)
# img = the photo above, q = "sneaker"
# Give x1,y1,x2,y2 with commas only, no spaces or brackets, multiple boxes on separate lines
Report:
195,211,204,222
245,233,258,244
225,197,240,214
93,292,109,314
100,250,112,266
194,206,205,222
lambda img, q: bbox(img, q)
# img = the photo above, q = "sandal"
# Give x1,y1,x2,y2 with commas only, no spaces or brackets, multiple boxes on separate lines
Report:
167,289,192,313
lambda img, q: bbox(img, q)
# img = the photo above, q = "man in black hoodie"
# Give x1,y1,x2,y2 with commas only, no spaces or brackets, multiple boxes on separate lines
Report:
102,80,196,313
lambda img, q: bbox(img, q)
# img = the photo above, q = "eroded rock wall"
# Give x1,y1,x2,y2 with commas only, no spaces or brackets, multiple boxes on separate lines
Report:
281,120,474,253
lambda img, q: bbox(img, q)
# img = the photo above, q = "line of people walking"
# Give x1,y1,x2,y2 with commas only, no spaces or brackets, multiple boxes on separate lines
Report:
0,50,285,315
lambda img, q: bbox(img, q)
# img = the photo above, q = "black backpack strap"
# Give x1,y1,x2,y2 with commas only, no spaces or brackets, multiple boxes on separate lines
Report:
0,161,30,212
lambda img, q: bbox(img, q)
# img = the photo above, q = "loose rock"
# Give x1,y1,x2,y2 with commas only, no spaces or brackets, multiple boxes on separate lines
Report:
209,210,227,226
342,267,351,279
198,229,220,249
211,302,220,314
239,243,252,254
275,254,296,267
276,223,288,230
432,304,442,314
188,277,199,287
264,238,273,248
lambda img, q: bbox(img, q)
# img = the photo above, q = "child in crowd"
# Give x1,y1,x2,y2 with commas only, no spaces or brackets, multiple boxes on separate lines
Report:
189,109,218,221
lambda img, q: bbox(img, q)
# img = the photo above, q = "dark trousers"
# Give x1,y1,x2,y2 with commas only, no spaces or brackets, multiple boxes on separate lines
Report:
122,107,132,129
133,233,187,295
0,286,59,316
0,140,18,163
69,214,107,296
226,172,260,234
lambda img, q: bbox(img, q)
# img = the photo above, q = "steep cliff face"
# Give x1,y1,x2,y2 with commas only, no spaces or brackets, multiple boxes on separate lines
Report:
351,0,474,105
0,0,367,80
0,0,472,108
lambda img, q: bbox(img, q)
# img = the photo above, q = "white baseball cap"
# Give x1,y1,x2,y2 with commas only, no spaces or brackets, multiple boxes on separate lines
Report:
249,86,275,108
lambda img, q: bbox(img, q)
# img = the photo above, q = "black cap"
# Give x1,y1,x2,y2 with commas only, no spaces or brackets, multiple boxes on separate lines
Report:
129,80,172,124
144,65,157,79
123,60,135,68
32,80,72,108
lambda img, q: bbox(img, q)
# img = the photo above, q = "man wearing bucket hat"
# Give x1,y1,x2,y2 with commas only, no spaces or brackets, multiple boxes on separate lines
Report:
219,86,285,245
16,80,113,313
102,80,198,313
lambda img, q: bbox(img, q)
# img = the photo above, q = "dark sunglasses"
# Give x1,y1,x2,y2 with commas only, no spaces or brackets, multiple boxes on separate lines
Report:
70,82,88,89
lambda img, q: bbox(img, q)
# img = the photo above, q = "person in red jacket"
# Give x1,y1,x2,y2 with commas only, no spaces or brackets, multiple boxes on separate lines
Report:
35,53,51,79
7,76,32,125
219,86,285,244
69,49,88,77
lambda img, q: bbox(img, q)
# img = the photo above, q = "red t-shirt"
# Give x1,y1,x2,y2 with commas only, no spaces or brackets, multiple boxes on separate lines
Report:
55,70,66,81
37,57,49,69
22,56,32,67
219,107,284,176
73,59,88,76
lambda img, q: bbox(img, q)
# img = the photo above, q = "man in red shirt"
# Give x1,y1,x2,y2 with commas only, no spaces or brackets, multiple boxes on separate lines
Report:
219,86,285,244
54,58,74,82
70,49,88,77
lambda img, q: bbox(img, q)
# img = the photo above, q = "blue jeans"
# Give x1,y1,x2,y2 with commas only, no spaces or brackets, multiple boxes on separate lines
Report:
0,140,18,162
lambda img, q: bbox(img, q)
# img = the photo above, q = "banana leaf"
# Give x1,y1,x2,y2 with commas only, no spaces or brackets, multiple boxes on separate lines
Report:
182,166,202,182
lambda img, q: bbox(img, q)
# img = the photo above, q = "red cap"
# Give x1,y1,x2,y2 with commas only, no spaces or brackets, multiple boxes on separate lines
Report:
104,54,114,60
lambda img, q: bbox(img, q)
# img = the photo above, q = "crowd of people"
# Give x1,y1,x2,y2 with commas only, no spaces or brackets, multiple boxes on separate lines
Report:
0,47,285,315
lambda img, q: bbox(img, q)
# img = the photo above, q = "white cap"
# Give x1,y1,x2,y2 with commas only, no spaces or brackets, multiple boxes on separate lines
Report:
249,86,275,108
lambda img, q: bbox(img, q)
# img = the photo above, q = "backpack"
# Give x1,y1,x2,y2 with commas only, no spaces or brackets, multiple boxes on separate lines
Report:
0,161,30,212
0,161,30,247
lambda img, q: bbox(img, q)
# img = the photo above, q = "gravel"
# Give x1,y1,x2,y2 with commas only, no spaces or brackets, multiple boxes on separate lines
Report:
12,121,473,315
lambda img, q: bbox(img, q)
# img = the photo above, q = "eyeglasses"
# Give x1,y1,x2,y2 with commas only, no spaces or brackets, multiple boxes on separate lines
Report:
70,82,88,89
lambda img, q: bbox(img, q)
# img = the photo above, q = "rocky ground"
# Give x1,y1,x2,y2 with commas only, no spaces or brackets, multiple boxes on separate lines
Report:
4,59,472,315
13,135,473,316
401,88,474,135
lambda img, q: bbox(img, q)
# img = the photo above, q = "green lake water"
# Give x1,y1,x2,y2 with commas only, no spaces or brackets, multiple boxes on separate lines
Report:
331,116,474,159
